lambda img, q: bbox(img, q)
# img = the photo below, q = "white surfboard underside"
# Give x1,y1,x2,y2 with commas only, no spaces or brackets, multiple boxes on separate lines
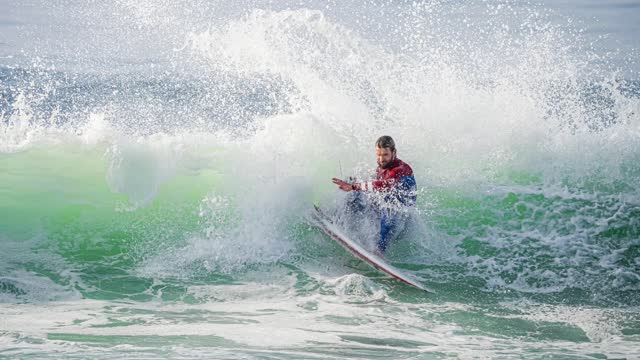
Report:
312,207,432,293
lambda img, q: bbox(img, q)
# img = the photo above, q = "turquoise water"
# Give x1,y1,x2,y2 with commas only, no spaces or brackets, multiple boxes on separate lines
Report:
1,1,639,358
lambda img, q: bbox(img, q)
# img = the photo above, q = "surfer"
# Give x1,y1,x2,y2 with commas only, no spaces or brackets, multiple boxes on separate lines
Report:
332,135,417,255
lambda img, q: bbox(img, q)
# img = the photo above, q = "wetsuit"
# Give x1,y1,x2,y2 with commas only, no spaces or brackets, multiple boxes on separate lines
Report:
350,158,417,252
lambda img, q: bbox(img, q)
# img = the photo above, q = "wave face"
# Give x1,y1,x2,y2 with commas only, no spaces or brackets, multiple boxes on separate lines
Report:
1,1,639,358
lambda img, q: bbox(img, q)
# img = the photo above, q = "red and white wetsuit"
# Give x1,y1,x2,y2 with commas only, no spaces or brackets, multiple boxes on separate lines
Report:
351,158,417,206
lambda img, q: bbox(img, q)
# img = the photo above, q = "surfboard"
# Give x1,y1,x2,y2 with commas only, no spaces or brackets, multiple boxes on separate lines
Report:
311,205,432,293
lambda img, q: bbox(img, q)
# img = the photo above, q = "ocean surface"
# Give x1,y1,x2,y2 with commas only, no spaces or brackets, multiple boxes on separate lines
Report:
1,1,639,358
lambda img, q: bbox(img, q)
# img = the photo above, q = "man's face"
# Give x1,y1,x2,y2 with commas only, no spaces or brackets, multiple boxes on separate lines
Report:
376,146,396,169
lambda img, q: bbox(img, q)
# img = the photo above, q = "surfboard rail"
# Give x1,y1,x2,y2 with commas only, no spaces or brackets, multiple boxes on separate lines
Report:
312,205,432,293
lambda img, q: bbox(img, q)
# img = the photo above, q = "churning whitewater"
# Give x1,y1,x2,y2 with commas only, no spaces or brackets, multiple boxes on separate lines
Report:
1,0,639,358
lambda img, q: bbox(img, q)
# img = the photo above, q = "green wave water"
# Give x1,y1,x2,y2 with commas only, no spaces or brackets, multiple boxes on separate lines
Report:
1,139,638,358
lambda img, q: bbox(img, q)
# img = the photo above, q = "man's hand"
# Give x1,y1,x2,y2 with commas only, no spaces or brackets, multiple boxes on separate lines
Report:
332,178,353,192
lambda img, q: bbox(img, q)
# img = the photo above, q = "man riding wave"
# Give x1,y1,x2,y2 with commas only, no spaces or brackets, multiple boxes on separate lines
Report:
332,135,417,255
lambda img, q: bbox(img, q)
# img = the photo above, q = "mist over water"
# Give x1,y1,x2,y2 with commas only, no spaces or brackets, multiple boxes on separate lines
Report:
1,0,639,358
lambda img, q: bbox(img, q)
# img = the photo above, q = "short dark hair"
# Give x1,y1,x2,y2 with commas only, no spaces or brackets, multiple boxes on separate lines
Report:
375,135,396,152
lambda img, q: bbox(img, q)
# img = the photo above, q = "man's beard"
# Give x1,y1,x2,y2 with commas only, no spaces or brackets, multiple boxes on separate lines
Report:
378,158,394,169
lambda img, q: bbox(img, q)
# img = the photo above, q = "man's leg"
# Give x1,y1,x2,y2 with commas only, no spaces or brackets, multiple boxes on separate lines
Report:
377,208,407,253
345,191,366,214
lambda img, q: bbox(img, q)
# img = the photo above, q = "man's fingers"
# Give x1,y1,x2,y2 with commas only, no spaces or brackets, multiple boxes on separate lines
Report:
332,178,353,192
